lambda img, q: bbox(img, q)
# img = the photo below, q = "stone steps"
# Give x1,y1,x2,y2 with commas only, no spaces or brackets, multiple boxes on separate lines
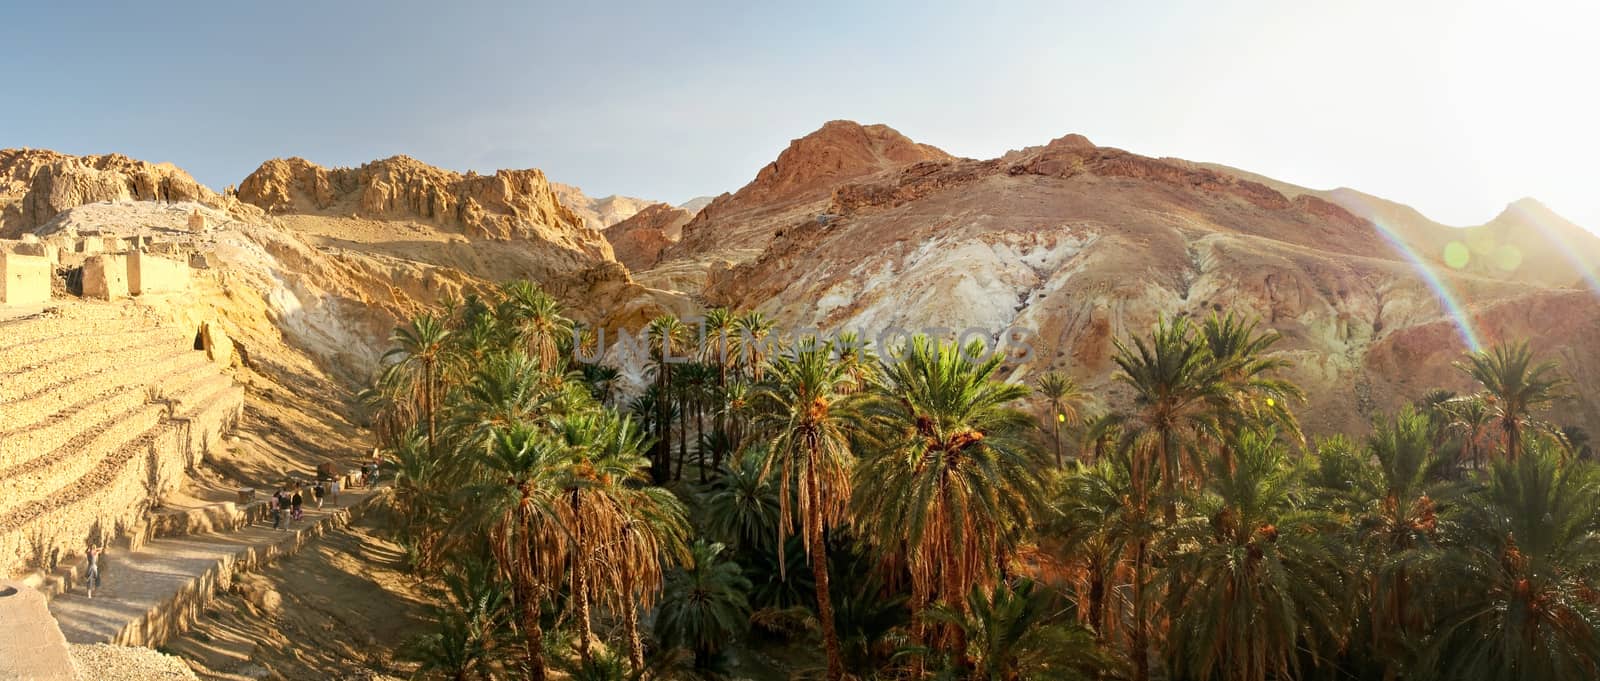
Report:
48,488,389,648
0,331,205,433
0,304,149,349
0,328,187,404
0,311,173,371
0,353,215,467
0,352,242,577
0,360,224,519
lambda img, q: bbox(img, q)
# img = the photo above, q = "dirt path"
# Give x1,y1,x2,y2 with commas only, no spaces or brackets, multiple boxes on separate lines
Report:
165,506,432,681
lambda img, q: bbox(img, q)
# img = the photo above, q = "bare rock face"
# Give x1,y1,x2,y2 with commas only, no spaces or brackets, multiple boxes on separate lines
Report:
0,148,222,237
665,120,953,264
602,202,692,271
551,182,656,230
237,155,596,244
663,123,1600,437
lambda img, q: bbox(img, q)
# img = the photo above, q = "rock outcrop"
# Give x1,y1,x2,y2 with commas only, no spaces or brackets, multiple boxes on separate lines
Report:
0,149,222,238
602,202,692,271
237,155,595,244
664,121,954,265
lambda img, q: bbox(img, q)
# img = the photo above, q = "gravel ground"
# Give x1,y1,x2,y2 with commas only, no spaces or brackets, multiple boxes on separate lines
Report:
69,643,199,680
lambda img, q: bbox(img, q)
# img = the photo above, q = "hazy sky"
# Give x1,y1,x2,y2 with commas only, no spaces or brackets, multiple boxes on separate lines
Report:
4,1,1596,230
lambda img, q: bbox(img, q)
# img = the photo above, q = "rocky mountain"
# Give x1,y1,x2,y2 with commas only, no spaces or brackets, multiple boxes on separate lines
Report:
551,182,656,230
237,155,605,249
1195,162,1600,290
602,202,692,272
678,196,715,214
0,148,224,237
636,122,1600,437
662,120,954,267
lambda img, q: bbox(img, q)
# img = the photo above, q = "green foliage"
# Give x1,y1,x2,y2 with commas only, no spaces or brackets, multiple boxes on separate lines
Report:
656,541,754,668
368,285,1597,681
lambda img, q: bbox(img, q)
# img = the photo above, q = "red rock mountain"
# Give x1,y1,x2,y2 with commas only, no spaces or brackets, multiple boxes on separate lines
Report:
635,121,1600,437
665,120,954,264
602,203,692,271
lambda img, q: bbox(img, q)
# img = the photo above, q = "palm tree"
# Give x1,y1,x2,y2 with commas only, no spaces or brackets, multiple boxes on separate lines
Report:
1457,341,1569,460
548,410,656,663
923,579,1118,681
1034,371,1087,466
752,342,861,681
733,311,776,383
1113,316,1227,524
647,315,693,481
1200,313,1305,450
614,486,691,675
470,423,569,680
1425,445,1600,679
656,540,754,670
1051,455,1142,642
702,307,737,439
1112,317,1226,681
1310,406,1450,676
1445,394,1494,472
702,446,783,553
381,313,455,456
498,280,572,373
854,336,1044,675
407,557,518,681
1164,429,1348,681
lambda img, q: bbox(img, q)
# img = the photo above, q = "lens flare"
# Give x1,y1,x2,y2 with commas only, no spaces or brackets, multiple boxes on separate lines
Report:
1504,202,1600,294
1339,193,1483,351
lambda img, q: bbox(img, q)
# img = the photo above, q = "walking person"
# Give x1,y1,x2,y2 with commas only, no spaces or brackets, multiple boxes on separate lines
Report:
291,489,304,522
328,477,341,506
277,488,292,526
312,481,324,509
271,489,285,530
84,545,103,598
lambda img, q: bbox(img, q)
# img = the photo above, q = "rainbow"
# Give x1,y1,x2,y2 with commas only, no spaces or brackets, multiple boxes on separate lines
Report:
1340,193,1484,352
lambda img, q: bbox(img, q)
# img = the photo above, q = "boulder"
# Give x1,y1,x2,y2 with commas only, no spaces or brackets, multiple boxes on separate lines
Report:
201,321,234,366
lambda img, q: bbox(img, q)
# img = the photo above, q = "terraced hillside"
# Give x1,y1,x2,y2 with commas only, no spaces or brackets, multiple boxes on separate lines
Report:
0,302,242,578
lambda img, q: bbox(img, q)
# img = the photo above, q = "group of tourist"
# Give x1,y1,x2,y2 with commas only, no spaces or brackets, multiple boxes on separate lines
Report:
76,458,381,599
269,476,343,530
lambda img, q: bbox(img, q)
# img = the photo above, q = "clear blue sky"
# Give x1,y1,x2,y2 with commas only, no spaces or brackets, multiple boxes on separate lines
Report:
4,0,1595,230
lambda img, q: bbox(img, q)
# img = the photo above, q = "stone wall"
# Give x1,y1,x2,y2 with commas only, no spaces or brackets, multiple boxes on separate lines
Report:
0,251,51,306
82,254,129,300
128,251,190,296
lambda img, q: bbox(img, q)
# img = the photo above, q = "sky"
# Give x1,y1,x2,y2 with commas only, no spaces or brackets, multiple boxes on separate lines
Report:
3,0,1596,230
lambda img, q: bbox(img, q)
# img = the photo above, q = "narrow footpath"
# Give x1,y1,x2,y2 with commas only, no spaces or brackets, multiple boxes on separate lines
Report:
48,485,387,647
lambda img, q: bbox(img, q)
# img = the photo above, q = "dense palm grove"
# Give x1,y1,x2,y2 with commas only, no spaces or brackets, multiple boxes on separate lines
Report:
365,280,1598,681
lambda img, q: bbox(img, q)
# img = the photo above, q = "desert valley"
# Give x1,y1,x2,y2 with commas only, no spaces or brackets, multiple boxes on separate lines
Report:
2,113,1599,680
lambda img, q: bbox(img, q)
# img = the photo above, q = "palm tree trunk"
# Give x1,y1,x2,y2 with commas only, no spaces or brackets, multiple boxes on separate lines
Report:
512,549,546,681
697,403,707,483
1161,431,1177,526
624,586,644,676
676,388,689,481
807,465,845,681
656,364,671,482
1051,415,1062,467
424,360,437,456
571,492,593,663
908,587,928,680
1133,537,1150,681
1088,557,1106,642
1508,420,1521,461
